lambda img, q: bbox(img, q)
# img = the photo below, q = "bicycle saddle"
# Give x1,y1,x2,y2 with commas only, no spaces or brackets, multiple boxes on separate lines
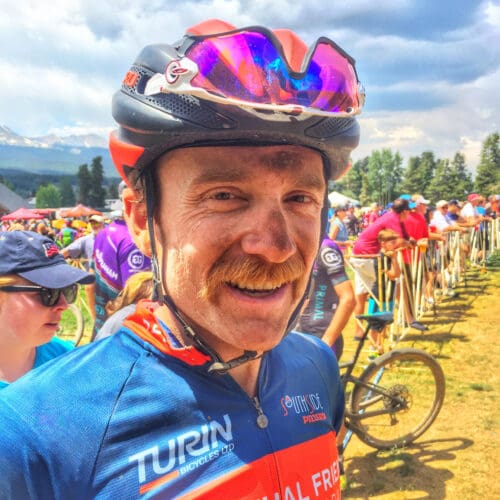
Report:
356,312,394,331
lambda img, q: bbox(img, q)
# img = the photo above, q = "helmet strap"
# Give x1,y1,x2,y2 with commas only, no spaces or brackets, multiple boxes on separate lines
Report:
144,168,164,304
142,167,260,374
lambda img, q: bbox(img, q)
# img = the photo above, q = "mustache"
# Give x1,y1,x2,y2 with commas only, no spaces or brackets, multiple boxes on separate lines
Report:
199,254,307,301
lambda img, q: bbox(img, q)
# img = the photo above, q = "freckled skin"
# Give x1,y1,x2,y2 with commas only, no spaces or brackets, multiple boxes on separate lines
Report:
141,145,327,362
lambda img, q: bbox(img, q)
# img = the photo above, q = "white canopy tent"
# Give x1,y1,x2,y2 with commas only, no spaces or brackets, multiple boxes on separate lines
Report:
328,191,359,207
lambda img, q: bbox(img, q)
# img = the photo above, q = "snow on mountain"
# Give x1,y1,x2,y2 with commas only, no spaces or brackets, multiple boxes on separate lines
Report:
0,125,107,149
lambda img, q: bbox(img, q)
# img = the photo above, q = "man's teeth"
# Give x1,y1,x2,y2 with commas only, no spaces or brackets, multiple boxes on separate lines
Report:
228,281,283,292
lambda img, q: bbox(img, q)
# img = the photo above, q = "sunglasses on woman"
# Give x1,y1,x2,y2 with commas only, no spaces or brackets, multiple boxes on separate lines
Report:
0,284,78,307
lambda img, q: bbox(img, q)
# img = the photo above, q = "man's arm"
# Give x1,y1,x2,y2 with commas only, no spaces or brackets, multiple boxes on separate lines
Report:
321,280,355,347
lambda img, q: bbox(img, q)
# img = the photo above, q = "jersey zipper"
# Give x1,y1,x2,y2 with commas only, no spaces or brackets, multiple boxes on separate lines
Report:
252,396,269,429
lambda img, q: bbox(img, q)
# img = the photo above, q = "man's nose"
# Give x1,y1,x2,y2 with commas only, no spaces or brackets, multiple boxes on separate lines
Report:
240,205,297,263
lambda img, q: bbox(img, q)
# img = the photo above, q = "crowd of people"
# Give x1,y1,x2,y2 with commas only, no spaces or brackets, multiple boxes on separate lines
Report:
0,17,498,498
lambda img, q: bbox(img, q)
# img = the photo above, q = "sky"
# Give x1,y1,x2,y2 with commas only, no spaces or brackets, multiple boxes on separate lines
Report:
1,0,499,171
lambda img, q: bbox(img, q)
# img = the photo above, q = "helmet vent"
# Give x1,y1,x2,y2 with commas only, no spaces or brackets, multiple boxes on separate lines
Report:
306,117,355,138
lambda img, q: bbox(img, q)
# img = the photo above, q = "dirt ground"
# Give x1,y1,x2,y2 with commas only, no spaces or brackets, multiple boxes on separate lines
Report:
342,262,499,499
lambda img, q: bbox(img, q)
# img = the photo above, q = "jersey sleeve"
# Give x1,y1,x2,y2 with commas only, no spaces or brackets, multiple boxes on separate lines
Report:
117,242,151,288
318,243,349,286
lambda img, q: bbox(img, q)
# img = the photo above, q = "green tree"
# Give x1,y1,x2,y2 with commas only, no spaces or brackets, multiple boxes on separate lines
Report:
36,184,62,208
418,152,437,199
365,149,403,207
77,163,92,205
0,175,15,192
427,159,455,202
88,156,107,209
448,152,473,199
59,177,76,207
401,156,426,194
107,181,119,199
336,156,368,201
475,132,499,195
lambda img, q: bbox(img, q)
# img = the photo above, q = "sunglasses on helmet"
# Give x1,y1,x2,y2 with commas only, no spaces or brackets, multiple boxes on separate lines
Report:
0,284,78,307
144,27,364,117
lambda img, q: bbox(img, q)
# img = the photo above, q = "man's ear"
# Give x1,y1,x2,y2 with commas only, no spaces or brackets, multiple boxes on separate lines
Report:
122,187,152,257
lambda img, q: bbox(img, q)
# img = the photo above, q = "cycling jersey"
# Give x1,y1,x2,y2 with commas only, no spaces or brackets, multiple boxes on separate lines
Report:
297,238,348,338
0,337,73,389
92,219,151,335
0,302,344,499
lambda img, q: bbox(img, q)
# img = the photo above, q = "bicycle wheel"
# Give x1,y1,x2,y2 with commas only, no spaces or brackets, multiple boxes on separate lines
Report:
57,303,85,346
349,348,445,450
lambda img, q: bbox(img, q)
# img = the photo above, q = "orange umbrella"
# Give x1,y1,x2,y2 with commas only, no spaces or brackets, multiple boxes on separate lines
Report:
60,204,103,218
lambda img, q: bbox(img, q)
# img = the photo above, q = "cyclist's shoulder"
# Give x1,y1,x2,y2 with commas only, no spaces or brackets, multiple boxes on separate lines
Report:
278,332,337,367
34,337,74,367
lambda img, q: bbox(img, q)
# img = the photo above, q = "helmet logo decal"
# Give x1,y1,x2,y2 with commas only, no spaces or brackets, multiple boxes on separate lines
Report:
144,57,199,95
165,60,190,84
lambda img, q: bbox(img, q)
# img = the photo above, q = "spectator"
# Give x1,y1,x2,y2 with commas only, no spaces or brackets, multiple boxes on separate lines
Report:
0,19,362,497
296,236,355,360
61,215,105,271
92,183,151,339
94,271,154,341
350,198,424,338
366,229,404,357
328,205,351,250
57,218,78,248
345,203,361,237
0,231,94,389
61,214,105,322
367,202,380,225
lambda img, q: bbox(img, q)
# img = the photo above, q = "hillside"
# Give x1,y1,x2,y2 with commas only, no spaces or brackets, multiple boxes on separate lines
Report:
0,125,115,177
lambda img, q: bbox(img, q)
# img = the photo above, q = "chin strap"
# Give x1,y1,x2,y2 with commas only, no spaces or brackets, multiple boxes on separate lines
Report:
142,169,260,375
162,294,261,375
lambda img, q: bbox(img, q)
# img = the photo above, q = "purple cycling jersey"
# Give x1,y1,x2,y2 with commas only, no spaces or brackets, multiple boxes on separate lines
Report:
92,220,151,336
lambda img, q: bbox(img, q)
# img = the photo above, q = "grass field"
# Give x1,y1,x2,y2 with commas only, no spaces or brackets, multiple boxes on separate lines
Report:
342,253,500,499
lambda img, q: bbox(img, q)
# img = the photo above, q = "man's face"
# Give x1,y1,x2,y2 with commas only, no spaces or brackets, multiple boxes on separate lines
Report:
415,203,428,215
153,145,326,358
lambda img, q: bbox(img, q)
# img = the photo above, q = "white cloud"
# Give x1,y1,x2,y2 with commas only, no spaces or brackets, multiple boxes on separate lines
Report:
0,0,498,173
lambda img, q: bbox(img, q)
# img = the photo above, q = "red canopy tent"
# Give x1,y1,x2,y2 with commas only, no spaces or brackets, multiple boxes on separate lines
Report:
1,207,44,221
59,204,103,218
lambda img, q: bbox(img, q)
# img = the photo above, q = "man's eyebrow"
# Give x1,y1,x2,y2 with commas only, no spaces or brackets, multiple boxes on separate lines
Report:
192,167,251,185
192,167,325,191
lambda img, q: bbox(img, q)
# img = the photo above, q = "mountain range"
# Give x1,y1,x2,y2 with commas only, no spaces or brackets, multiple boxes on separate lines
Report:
0,125,116,177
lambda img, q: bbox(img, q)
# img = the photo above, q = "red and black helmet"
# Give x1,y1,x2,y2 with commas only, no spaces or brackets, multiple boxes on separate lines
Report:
109,19,363,184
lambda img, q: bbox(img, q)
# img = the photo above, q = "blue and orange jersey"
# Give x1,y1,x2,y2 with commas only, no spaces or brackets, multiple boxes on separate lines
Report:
0,302,344,498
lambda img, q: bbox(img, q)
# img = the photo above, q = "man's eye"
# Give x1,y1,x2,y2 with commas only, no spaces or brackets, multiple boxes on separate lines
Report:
213,192,234,200
289,194,311,203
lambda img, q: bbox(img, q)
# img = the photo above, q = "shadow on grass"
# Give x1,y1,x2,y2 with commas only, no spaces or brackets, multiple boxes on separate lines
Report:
344,437,473,499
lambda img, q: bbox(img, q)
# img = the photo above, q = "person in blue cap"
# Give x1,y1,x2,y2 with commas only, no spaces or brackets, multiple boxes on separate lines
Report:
0,231,94,389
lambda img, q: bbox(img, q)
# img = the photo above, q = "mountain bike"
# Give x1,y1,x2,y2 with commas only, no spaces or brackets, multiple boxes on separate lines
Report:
56,259,94,346
339,312,445,451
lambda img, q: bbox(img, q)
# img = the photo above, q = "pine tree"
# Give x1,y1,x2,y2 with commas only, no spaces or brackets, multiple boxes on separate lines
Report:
77,163,92,205
59,177,76,207
475,132,499,195
333,156,368,200
365,149,403,207
401,156,423,194
88,156,107,209
449,152,473,200
107,182,119,199
427,159,454,202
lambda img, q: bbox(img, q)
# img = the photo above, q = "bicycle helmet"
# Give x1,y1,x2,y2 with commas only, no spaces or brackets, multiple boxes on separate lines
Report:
109,19,363,184
108,19,364,373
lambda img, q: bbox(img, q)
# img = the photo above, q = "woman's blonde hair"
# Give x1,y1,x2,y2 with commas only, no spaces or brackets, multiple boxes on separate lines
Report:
377,229,400,243
105,271,154,317
0,275,23,287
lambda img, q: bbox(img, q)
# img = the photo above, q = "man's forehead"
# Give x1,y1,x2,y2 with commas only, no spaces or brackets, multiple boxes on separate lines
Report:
160,145,325,187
